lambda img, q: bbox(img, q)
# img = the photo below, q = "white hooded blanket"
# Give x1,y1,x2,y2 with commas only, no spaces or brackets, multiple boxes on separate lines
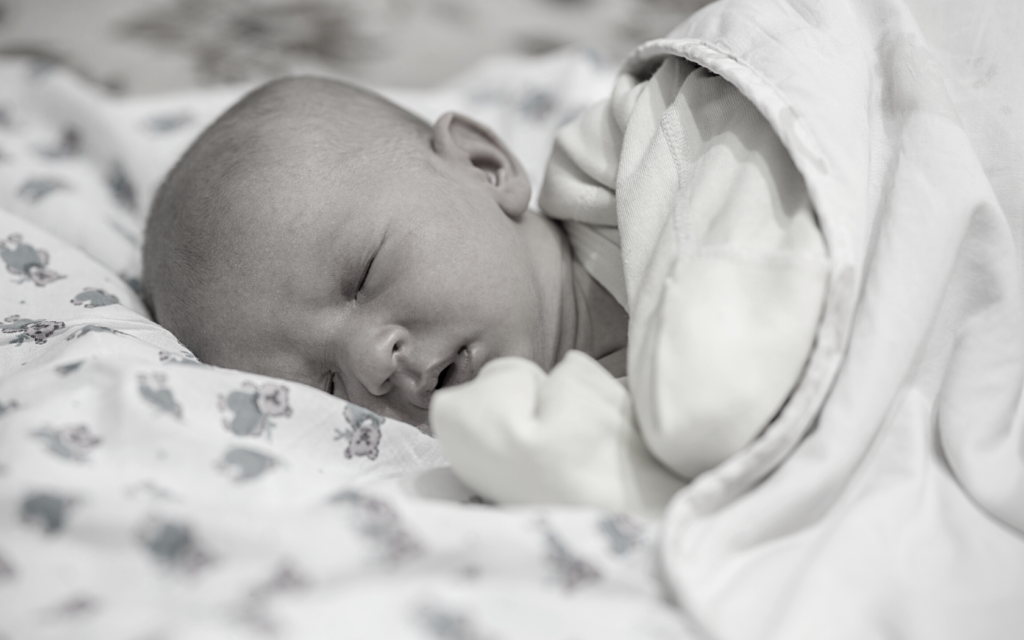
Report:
643,1,1024,639
435,0,1024,637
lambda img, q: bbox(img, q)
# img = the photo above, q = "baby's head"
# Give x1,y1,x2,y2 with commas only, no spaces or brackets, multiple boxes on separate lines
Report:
143,77,571,427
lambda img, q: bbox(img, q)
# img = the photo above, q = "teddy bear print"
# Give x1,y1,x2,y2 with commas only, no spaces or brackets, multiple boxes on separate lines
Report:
217,447,276,482
136,518,213,574
36,127,81,159
124,481,174,502
158,350,201,366
541,522,600,590
240,564,308,632
65,324,125,341
145,111,195,133
417,605,493,640
137,373,183,419
55,360,83,376
219,381,292,437
108,162,137,212
597,514,646,555
20,491,77,534
70,287,119,308
330,490,421,562
334,403,384,460
0,551,13,581
1,315,66,345
18,177,69,203
1,233,64,286
46,594,98,618
31,424,102,462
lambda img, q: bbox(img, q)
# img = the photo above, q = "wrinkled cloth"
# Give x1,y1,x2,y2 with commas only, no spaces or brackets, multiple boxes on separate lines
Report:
440,0,1024,638
434,54,829,515
650,1,1024,639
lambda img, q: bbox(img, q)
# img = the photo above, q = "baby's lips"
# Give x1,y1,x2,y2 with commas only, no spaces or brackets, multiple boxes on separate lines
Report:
409,379,437,411
445,346,475,387
410,354,456,409
414,344,483,410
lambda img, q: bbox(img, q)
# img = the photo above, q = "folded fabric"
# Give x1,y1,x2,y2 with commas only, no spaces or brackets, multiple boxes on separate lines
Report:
434,56,829,513
439,2,1024,637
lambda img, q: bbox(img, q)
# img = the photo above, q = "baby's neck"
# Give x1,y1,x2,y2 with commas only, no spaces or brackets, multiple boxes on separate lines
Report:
544,214,628,375
569,259,629,376
524,210,628,374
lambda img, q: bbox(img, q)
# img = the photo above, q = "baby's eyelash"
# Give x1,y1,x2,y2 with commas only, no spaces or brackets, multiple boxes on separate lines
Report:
357,255,374,292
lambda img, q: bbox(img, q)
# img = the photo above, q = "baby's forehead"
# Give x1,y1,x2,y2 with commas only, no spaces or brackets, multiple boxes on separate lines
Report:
196,78,438,264
244,80,397,138
218,160,377,256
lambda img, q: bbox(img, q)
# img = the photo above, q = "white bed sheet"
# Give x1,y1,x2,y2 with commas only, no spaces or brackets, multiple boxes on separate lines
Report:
0,52,701,639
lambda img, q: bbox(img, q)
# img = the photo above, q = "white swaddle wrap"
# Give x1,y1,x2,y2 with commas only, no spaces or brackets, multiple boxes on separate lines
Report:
437,0,1024,632
432,56,829,514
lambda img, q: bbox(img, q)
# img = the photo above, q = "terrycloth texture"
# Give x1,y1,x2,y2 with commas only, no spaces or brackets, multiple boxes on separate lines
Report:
433,56,829,513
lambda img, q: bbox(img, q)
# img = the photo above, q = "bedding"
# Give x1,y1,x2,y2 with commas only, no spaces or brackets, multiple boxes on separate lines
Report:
641,1,1024,638
2,0,1024,638
433,0,1024,637
0,52,701,639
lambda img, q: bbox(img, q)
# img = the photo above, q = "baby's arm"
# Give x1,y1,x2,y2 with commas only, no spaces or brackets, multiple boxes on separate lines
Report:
431,351,685,516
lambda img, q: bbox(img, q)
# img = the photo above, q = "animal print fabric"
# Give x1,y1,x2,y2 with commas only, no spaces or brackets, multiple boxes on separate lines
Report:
0,57,696,638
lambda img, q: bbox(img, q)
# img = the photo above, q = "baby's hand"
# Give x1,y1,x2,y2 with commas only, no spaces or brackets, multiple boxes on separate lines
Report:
431,350,685,516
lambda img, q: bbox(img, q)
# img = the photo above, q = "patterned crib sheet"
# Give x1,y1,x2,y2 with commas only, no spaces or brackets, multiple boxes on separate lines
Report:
0,56,695,639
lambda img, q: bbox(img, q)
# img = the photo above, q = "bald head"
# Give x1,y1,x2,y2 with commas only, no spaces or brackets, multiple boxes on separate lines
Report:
139,72,565,425
142,76,432,358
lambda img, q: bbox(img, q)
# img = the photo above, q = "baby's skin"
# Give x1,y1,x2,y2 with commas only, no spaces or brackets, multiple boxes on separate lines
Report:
143,77,627,428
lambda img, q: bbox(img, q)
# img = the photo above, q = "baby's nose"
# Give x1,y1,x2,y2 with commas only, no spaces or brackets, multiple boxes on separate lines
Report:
355,325,407,397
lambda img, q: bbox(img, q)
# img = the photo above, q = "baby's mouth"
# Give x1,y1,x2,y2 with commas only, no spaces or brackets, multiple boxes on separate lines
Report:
413,347,474,410
436,347,471,390
437,361,457,390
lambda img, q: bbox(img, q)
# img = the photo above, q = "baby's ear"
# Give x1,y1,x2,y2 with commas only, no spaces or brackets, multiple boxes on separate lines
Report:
432,112,531,218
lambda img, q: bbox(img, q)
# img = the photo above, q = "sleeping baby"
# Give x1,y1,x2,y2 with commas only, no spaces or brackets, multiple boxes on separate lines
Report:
143,55,829,515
